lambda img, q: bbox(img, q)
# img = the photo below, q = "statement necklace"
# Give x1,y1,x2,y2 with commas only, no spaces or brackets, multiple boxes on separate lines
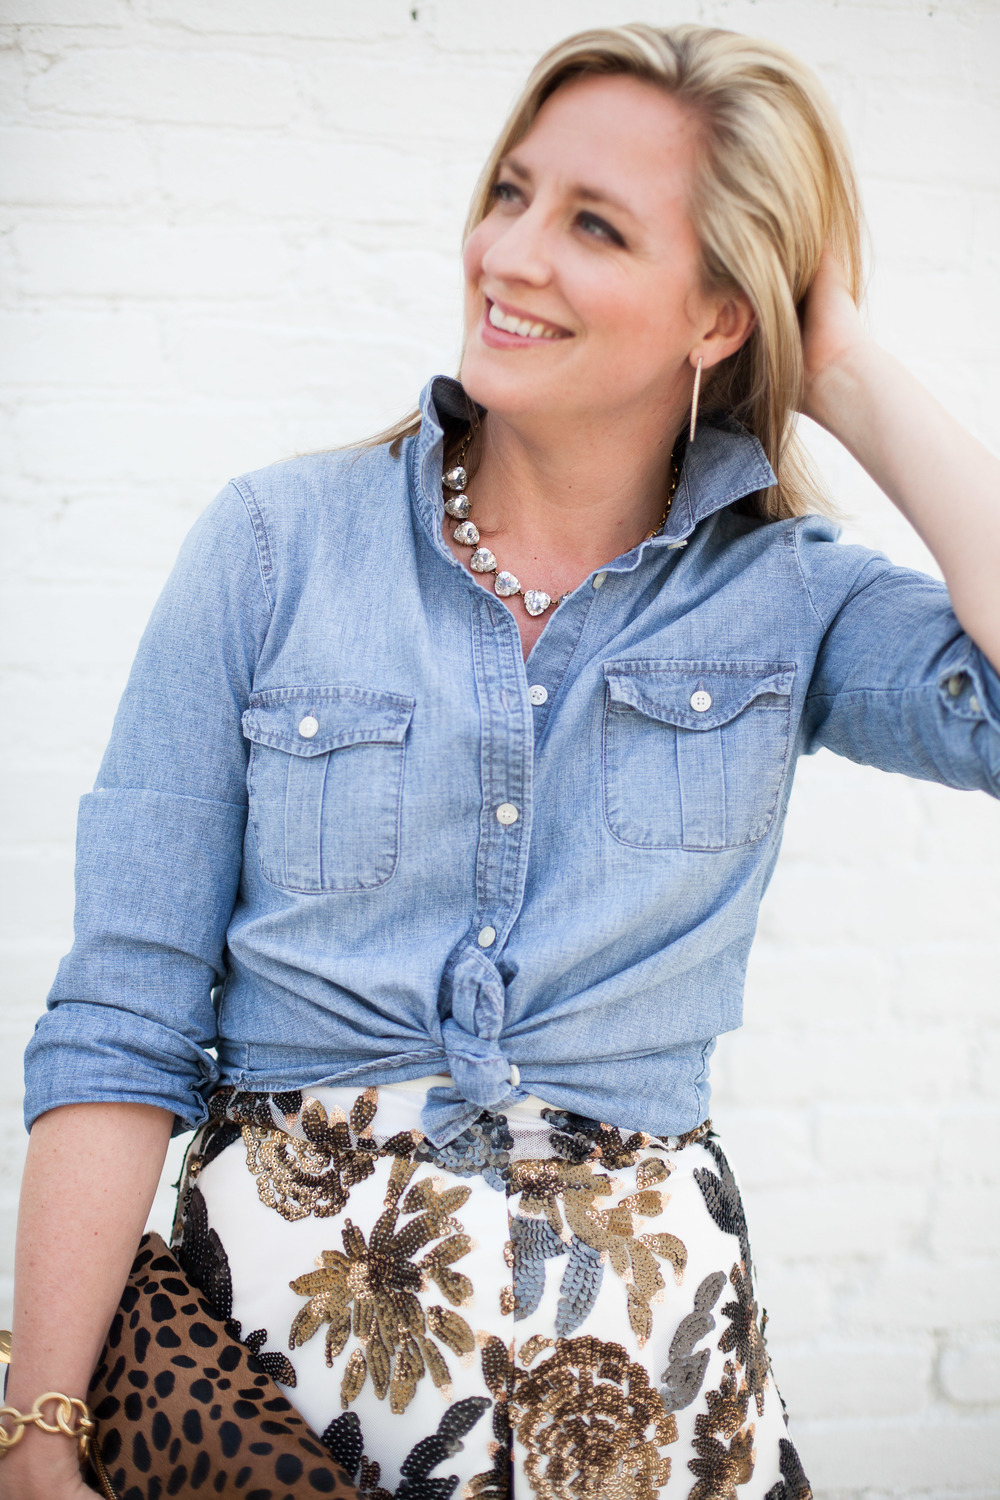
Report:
443,435,680,617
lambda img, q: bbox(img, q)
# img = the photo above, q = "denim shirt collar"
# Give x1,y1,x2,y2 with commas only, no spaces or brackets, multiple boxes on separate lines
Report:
412,374,777,551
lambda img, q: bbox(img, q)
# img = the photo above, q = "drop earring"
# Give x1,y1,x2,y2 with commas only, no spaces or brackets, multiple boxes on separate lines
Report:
689,355,703,444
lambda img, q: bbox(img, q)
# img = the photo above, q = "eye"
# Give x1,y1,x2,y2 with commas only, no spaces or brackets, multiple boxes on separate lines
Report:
491,179,523,206
577,211,625,247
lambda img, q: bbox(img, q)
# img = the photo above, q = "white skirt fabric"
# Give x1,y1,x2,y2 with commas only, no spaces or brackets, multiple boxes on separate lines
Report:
171,1083,812,1500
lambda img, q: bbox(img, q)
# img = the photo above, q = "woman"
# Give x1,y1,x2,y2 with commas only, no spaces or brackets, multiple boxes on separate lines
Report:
4,20,998,1499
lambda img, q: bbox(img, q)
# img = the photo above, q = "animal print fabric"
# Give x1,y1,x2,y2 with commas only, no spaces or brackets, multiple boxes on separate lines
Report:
172,1083,812,1500
86,1234,361,1500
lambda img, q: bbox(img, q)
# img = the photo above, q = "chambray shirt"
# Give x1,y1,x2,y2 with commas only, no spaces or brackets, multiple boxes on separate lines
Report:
24,377,1000,1145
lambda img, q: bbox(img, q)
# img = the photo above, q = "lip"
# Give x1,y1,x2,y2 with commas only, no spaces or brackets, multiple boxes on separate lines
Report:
479,296,573,350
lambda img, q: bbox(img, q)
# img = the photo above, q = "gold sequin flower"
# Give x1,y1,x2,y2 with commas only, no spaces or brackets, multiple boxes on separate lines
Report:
289,1157,476,1413
515,1334,678,1500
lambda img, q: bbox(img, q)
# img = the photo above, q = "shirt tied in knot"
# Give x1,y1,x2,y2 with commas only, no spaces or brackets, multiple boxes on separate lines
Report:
421,946,519,1145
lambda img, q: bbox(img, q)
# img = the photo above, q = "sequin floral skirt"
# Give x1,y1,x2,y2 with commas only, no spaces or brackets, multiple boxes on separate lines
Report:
171,1084,812,1500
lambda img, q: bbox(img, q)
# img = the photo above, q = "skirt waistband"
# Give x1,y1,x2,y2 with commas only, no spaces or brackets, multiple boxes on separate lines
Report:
205,1082,712,1171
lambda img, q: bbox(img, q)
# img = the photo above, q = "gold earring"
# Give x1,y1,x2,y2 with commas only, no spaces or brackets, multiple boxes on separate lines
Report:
689,356,703,444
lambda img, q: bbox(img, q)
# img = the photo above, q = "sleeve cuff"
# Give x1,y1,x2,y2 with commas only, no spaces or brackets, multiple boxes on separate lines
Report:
23,1002,219,1135
936,637,1000,788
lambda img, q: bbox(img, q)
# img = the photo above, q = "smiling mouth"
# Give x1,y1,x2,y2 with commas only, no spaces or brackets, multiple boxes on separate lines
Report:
486,300,568,340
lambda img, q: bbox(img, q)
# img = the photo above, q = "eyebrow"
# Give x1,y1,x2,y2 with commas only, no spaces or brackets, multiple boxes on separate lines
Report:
499,154,637,220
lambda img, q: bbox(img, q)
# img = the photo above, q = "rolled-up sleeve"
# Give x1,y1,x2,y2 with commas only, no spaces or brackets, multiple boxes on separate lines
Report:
796,515,1000,794
23,480,273,1133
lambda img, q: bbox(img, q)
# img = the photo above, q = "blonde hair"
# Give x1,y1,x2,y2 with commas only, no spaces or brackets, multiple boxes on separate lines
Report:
369,22,865,521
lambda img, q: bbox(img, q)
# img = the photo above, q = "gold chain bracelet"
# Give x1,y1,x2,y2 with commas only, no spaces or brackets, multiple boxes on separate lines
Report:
0,1332,96,1465
0,1393,95,1465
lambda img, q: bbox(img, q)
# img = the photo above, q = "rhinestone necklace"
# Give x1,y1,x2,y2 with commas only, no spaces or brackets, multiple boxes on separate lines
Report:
443,434,681,617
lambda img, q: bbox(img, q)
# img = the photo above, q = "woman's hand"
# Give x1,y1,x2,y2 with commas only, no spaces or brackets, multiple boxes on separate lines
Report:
0,1437,96,1500
0,1468,95,1500
798,244,871,425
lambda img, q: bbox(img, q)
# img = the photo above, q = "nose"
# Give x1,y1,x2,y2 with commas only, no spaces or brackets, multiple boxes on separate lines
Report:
480,199,553,289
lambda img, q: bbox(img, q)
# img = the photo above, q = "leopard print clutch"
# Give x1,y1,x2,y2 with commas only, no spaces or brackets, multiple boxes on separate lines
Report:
87,1233,360,1500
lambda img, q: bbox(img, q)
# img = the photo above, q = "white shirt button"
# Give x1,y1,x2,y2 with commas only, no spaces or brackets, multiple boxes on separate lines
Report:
298,715,319,738
969,694,981,714
477,925,497,947
528,685,548,706
496,802,519,825
592,573,607,590
690,690,712,713
509,1063,521,1086
947,674,966,698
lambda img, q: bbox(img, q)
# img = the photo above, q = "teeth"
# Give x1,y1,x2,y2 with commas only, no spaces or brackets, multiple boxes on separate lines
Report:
488,303,559,339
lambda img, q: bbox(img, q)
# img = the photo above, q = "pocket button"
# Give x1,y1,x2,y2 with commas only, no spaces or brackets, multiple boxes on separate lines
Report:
298,715,319,738
690,690,712,713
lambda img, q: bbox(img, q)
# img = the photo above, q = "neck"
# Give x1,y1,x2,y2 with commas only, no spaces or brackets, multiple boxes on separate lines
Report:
467,403,684,567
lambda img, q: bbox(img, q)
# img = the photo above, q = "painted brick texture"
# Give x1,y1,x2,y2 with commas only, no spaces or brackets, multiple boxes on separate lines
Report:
1,3,998,1495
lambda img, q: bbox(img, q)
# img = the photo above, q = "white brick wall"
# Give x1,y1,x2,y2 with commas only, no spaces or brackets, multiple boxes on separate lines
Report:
1,3,998,1495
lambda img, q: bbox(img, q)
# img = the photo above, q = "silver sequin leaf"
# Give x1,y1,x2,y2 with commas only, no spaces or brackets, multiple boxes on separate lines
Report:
511,1215,566,1322
555,1237,605,1337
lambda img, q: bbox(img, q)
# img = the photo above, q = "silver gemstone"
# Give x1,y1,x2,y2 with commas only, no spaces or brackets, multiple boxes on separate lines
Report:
523,589,552,617
494,570,521,597
443,465,467,491
453,521,480,546
470,547,497,573
444,493,471,519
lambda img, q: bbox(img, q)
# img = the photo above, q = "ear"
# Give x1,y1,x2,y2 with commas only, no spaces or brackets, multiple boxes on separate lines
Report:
693,292,756,371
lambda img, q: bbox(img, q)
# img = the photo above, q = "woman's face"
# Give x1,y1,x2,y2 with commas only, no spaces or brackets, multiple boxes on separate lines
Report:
460,73,733,435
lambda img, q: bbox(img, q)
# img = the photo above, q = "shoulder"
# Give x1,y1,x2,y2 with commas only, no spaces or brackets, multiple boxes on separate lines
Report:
214,442,415,580
786,513,949,629
709,503,846,573
229,441,409,520
709,508,896,623
789,511,890,583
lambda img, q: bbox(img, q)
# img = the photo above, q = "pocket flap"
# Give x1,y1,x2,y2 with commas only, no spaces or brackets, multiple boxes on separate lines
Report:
604,659,795,731
242,685,415,758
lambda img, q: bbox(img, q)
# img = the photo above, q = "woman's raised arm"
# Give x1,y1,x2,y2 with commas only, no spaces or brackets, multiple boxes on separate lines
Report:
801,247,1000,672
1,1102,174,1499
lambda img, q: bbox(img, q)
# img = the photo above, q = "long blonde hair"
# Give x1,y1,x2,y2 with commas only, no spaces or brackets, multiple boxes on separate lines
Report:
367,22,865,521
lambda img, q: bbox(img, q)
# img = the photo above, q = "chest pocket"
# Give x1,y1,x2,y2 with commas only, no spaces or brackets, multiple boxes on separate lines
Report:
242,685,415,893
602,659,795,851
